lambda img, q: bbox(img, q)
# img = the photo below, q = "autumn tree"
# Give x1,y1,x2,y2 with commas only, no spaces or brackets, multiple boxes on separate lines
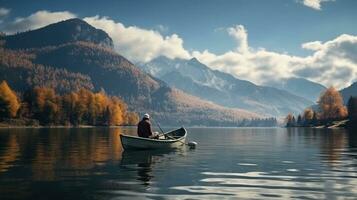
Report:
106,97,125,126
126,112,139,125
285,113,295,127
0,81,20,118
30,87,60,125
303,108,314,126
318,87,347,121
0,83,137,126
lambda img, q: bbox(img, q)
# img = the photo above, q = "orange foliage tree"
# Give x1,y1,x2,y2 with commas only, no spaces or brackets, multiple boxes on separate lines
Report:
0,82,138,126
303,108,314,121
31,87,60,124
126,112,139,125
318,87,347,120
0,81,20,118
285,113,295,127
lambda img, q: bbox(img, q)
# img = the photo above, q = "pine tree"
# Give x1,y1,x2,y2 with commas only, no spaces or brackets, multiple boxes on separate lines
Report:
312,111,318,126
285,113,294,127
297,115,302,126
347,96,357,122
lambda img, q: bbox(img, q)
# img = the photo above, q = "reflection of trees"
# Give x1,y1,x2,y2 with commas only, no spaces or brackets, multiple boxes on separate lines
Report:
0,133,20,173
319,129,347,165
286,128,348,165
347,127,357,159
0,128,126,181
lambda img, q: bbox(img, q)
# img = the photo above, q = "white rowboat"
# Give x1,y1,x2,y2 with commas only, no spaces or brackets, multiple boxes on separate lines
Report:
120,127,187,150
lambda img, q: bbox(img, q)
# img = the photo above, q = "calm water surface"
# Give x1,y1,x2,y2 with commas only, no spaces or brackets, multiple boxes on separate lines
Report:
0,127,356,199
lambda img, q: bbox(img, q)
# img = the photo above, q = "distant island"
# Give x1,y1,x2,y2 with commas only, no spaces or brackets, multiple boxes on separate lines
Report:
285,86,357,129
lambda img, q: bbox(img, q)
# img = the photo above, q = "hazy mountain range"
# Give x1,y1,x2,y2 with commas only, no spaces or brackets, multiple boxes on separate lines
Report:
341,82,357,104
140,56,316,116
266,77,326,102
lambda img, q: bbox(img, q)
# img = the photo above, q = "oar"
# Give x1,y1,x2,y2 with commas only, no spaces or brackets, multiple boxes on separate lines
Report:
152,118,197,149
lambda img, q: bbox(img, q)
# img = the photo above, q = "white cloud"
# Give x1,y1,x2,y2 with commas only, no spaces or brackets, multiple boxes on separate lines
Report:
3,10,76,34
0,7,10,17
193,25,357,89
2,11,189,63
83,16,190,62
227,25,249,54
302,41,323,50
300,0,333,10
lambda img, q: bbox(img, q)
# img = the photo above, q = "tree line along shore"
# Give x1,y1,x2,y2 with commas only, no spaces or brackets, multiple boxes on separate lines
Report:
285,86,357,129
0,80,139,127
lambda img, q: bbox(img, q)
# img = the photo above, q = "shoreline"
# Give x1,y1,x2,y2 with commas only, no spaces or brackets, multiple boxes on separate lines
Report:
0,125,137,129
286,119,349,129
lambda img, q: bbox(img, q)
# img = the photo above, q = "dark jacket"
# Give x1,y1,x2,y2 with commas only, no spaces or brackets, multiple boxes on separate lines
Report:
137,118,153,138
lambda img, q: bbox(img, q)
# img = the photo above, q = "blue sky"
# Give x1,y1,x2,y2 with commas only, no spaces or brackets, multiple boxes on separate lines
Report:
1,0,357,56
0,0,357,88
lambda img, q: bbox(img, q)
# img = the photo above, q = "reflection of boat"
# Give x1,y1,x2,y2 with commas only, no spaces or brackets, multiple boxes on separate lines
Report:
120,150,173,186
120,150,171,166
120,127,187,150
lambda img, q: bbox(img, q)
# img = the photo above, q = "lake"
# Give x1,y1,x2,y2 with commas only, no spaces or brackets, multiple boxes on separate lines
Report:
0,127,356,199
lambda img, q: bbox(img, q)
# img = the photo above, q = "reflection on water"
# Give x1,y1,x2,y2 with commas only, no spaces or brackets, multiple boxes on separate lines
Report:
0,127,356,199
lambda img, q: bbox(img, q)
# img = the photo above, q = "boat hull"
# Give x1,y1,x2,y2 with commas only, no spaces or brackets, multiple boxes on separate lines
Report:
120,128,186,150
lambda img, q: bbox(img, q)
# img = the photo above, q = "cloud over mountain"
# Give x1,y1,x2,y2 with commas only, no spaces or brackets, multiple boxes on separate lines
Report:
2,10,76,34
193,25,357,89
83,16,190,62
2,10,356,89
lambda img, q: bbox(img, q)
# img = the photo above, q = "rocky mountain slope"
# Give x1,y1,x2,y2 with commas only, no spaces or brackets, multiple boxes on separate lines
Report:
141,56,313,116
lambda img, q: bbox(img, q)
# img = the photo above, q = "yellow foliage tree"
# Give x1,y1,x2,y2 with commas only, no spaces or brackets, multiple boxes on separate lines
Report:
318,86,347,120
108,104,123,126
303,108,314,121
32,87,59,124
126,112,139,125
0,81,20,118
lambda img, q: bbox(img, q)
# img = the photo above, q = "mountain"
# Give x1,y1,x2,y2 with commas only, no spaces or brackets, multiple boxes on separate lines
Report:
0,48,94,93
266,77,326,102
140,56,314,116
0,18,261,126
340,82,357,104
3,18,113,50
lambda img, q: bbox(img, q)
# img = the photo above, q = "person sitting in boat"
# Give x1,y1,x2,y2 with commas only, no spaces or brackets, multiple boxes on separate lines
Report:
137,113,159,139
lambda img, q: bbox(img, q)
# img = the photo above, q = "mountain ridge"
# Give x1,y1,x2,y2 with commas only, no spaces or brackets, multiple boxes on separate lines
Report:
140,56,313,116
3,18,114,50
341,82,357,104
0,18,264,126
266,77,326,102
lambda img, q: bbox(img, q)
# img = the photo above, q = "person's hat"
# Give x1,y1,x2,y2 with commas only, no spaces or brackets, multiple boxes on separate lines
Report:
143,113,150,119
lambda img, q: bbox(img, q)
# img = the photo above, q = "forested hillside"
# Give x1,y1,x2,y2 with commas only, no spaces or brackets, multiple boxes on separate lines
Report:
0,18,277,126
0,80,139,126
